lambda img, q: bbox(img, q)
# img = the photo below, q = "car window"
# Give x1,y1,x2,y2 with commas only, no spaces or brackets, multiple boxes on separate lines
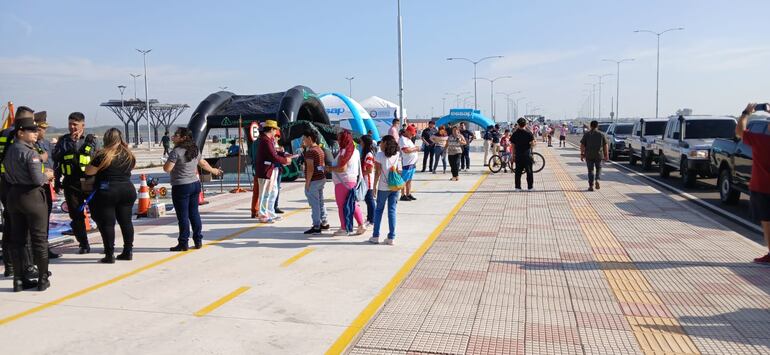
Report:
748,121,768,134
645,121,667,136
598,124,610,132
684,120,736,139
670,120,681,139
633,122,641,136
614,125,633,135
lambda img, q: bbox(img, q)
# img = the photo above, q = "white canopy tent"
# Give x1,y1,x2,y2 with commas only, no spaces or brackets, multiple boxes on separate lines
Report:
360,96,408,121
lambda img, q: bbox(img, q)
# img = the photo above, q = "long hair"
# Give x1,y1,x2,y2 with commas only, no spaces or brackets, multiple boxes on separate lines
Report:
175,127,199,161
337,130,355,167
96,128,136,171
381,135,399,157
359,134,375,166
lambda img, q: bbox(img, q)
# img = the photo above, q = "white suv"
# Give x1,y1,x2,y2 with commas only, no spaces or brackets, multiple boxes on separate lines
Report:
625,118,668,170
655,115,736,187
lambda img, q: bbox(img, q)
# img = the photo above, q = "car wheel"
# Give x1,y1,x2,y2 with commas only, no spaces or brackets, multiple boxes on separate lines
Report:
641,149,653,170
659,154,670,178
718,169,740,204
680,159,697,187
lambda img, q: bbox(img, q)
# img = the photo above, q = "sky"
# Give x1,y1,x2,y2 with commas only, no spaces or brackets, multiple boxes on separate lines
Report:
2,0,770,127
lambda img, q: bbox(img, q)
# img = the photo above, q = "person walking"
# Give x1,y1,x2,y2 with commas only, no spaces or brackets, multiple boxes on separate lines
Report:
736,103,770,264
328,130,366,236
459,122,474,171
253,121,293,224
420,121,437,172
500,129,511,173
163,128,223,251
510,118,536,191
5,116,54,291
482,125,493,166
33,112,62,259
370,135,401,245
85,128,137,263
301,131,329,235
360,134,377,226
431,126,448,174
559,124,568,147
388,118,400,139
580,120,609,191
161,131,171,157
398,124,419,201
52,112,98,254
446,126,467,181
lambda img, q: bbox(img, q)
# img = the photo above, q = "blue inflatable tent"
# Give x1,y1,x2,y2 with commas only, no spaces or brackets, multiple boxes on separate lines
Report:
435,109,495,128
319,93,381,141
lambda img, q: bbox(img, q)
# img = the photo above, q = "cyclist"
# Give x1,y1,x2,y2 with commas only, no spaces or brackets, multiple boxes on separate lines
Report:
510,118,536,191
499,129,512,173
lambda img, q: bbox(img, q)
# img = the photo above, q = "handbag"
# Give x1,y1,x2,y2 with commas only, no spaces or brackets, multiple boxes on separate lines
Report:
80,176,95,194
354,159,367,201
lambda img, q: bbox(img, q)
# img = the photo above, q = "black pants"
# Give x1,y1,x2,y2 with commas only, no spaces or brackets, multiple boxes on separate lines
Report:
422,145,434,172
8,186,49,277
461,145,470,170
448,154,461,177
64,186,89,248
1,179,34,277
515,156,534,189
90,181,137,254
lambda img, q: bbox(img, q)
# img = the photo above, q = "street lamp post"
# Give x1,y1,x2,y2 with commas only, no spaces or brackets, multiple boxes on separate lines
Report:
589,73,613,120
137,48,152,150
446,56,504,110
474,76,512,121
345,76,355,97
497,91,522,122
514,97,526,120
634,27,684,118
118,85,126,140
129,73,142,99
397,0,405,122
602,58,634,122
445,91,470,108
441,97,446,114
584,84,596,119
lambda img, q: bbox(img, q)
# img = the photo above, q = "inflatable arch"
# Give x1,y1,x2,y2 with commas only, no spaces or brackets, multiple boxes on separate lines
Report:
435,109,495,128
187,85,331,152
319,93,381,141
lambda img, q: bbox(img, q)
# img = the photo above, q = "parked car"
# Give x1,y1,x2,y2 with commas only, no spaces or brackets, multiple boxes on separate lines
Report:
655,115,737,187
710,118,769,204
597,122,612,133
626,118,668,170
606,122,634,160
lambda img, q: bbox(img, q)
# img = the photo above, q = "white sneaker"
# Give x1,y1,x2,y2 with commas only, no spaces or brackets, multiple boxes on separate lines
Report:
368,237,379,244
355,225,367,235
333,229,350,236
383,239,394,246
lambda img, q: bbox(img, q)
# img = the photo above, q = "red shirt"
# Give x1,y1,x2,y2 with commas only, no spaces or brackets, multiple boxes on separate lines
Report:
744,131,770,194
254,134,289,179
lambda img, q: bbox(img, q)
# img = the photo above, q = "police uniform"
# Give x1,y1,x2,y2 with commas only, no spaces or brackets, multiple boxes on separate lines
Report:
33,114,62,259
53,132,96,253
5,117,51,291
0,127,15,275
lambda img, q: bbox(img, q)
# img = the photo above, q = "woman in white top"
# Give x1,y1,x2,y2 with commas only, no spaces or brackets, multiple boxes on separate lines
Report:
370,135,402,245
327,130,366,236
360,134,377,226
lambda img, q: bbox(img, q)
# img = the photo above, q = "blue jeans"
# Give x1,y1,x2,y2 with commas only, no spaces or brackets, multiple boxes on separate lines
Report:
364,189,375,223
171,181,202,244
304,179,328,228
373,190,398,239
586,159,602,186
432,146,446,172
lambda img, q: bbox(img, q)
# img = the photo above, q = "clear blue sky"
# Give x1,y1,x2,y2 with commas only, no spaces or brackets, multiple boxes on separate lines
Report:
2,0,770,126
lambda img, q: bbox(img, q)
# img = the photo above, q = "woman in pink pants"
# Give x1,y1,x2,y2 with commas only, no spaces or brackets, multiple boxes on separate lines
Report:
328,131,366,236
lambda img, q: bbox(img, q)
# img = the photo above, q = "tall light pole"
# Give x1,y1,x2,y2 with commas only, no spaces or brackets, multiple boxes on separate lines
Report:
118,85,126,138
514,97,526,119
474,76,511,121
441,97,446,114
497,91,522,122
446,56,504,110
129,73,142,99
584,84,596,119
445,91,470,108
137,49,152,150
634,27,684,118
602,58,634,122
589,74,613,119
345,76,355,97
462,96,474,107
397,0,405,122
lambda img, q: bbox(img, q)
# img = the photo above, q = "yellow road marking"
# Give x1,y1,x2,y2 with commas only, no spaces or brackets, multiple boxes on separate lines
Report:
0,208,306,326
325,172,489,354
280,247,316,267
547,149,701,355
193,286,251,317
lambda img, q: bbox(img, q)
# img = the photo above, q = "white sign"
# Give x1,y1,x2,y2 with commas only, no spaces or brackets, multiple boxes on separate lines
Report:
249,122,260,141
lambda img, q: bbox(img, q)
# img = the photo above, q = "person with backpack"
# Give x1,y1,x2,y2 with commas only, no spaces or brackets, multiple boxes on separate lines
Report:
370,135,403,245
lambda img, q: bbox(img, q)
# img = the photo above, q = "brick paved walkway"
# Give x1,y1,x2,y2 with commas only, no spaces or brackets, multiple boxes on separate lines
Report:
347,146,770,355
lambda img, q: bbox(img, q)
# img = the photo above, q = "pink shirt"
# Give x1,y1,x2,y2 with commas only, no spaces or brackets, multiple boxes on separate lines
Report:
388,126,399,138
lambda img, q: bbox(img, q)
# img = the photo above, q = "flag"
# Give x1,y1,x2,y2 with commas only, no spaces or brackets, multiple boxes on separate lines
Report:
1,101,14,130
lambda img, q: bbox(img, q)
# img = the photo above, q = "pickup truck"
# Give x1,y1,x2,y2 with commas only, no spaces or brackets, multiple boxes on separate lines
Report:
655,115,737,187
710,118,770,204
625,118,668,170
606,122,634,160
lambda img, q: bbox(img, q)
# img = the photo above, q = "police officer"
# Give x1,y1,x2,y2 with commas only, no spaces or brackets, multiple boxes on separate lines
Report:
33,112,62,259
53,112,97,254
1,106,37,285
5,115,54,291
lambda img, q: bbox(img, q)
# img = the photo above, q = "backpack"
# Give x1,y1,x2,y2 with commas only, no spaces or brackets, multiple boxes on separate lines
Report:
386,155,405,191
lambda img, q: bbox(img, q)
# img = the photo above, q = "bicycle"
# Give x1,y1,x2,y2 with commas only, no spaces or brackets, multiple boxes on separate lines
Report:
488,151,545,174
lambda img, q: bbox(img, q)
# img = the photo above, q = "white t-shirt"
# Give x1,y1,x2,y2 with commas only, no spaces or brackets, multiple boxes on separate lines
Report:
399,136,418,166
332,148,361,184
375,151,402,191
363,151,376,190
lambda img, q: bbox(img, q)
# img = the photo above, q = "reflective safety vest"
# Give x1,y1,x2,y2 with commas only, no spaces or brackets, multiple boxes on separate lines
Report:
60,144,93,176
0,135,12,174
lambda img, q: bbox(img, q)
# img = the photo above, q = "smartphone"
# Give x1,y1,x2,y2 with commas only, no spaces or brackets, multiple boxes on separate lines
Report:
756,103,769,112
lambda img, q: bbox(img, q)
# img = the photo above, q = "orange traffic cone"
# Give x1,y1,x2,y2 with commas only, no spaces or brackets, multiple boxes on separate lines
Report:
137,174,150,217
84,206,92,231
198,173,209,205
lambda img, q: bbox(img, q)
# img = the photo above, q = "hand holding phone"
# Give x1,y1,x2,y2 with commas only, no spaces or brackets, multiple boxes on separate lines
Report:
755,103,769,112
